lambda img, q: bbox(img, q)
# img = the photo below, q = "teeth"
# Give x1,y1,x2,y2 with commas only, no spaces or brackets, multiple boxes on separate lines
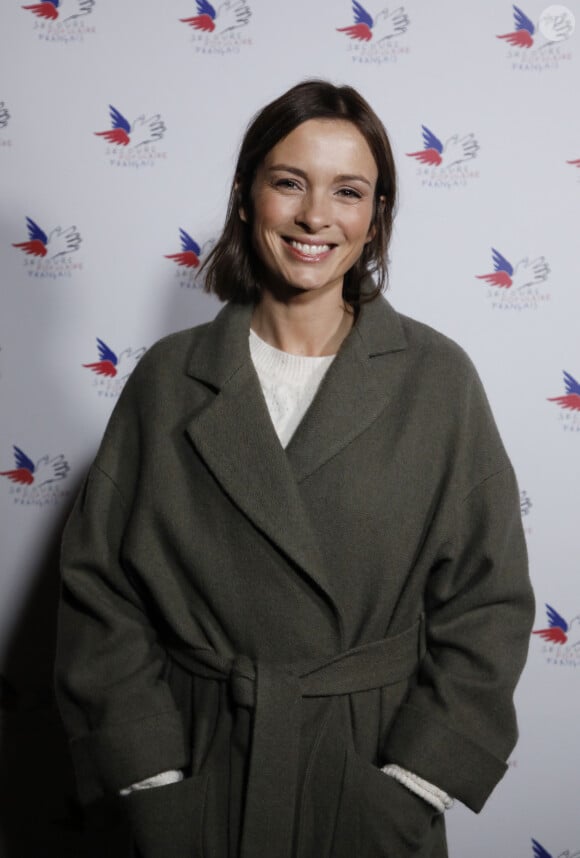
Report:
289,240,331,256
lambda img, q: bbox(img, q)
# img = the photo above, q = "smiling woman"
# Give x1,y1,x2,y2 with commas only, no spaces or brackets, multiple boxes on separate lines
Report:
55,79,534,858
248,119,378,301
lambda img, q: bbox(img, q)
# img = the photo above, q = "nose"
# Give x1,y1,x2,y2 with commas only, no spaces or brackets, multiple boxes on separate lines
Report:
295,190,331,233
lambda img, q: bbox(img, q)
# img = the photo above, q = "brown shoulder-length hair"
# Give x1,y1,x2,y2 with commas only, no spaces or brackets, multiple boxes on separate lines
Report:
202,79,397,306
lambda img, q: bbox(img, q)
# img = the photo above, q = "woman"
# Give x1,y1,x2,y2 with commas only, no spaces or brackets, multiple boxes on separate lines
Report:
55,80,535,858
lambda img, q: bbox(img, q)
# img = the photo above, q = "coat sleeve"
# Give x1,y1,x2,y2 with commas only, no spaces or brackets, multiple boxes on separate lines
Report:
55,460,189,805
383,354,535,813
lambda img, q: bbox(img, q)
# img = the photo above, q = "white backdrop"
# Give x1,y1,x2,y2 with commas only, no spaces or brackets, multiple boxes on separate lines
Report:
1,1,579,855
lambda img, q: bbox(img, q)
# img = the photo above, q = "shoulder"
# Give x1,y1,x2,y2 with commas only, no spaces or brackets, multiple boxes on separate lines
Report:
95,321,215,469
129,322,213,384
369,297,481,394
397,312,477,379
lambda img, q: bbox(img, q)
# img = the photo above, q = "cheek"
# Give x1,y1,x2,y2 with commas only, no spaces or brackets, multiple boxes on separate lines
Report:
345,207,375,245
253,190,292,231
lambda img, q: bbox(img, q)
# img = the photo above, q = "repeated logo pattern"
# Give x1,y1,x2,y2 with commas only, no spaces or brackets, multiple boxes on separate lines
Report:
0,102,10,130
336,1,410,64
1,445,70,505
520,489,533,536
533,604,580,667
83,339,146,398
497,4,574,71
2,4,579,850
12,217,83,279
165,230,214,289
476,248,551,310
180,0,253,54
22,0,96,42
95,105,167,168
532,837,580,857
548,371,580,432
0,101,11,147
22,0,95,22
407,125,479,188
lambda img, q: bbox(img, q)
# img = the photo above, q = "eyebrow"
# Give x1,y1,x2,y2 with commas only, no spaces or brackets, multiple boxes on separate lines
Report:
267,164,373,188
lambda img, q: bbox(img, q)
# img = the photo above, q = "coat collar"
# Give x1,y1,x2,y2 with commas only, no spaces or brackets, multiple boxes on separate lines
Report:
184,295,407,611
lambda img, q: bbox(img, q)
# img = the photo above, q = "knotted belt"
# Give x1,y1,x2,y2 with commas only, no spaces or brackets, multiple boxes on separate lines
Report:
169,617,424,858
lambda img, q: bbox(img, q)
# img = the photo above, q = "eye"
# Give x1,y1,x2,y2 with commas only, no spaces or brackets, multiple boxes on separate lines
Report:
336,187,363,200
273,178,302,191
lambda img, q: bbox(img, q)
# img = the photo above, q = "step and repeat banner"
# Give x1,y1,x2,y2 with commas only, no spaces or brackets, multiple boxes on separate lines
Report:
0,1,578,855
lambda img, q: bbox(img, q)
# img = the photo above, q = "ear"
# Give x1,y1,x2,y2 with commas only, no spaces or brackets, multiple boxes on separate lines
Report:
234,178,248,223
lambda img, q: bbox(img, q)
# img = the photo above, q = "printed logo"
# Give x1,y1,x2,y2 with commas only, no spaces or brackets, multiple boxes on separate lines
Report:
336,1,410,64
567,154,580,172
532,604,580,668
532,841,580,858
83,338,146,398
548,371,580,432
0,101,11,148
95,105,167,168
165,228,214,289
22,0,96,43
0,445,70,506
12,216,83,279
475,247,551,310
497,4,574,71
520,489,533,536
180,0,253,54
407,125,479,188
532,840,580,858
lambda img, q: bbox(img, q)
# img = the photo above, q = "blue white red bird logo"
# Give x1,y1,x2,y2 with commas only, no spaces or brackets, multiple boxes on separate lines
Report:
0,446,69,486
180,0,251,33
336,1,409,42
165,229,202,268
407,126,479,168
532,837,580,857
497,5,535,47
95,105,166,148
22,0,95,22
547,371,580,412
83,339,119,377
83,338,145,379
497,4,574,48
476,248,550,289
12,217,81,258
533,605,580,646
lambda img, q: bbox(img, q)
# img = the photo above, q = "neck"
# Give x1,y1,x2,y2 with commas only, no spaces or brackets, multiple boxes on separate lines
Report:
251,287,354,356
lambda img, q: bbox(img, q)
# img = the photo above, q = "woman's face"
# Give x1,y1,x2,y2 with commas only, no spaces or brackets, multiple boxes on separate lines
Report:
247,118,378,298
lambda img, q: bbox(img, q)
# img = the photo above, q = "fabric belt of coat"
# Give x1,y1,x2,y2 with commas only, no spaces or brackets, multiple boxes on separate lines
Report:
168,617,424,858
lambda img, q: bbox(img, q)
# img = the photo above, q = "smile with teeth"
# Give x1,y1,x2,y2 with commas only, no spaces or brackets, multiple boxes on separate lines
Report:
285,238,335,258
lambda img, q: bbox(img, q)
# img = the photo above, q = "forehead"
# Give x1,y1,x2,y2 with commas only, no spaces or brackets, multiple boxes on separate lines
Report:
262,119,378,177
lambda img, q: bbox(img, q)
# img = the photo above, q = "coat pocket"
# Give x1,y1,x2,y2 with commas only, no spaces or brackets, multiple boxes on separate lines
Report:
332,747,440,858
123,773,208,858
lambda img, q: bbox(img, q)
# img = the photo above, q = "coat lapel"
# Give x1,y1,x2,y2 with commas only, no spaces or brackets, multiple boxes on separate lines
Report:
184,296,408,607
184,302,334,604
286,296,408,483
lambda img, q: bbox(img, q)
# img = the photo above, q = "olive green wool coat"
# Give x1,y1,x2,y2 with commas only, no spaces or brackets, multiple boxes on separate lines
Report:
55,295,534,858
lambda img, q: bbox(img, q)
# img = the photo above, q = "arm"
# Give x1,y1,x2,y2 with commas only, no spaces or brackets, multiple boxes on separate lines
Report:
55,464,189,803
383,463,534,812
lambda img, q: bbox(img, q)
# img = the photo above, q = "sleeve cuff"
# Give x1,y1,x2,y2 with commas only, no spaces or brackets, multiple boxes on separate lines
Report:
69,709,189,803
382,704,508,811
